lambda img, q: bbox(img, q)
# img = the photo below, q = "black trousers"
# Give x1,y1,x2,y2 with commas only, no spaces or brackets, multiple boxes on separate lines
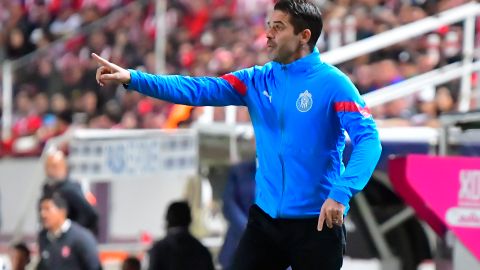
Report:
231,205,345,270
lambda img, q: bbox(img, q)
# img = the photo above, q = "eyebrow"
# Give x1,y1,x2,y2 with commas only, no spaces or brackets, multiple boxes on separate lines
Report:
267,20,287,26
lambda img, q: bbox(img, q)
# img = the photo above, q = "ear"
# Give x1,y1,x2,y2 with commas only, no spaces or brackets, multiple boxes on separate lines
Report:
300,29,312,46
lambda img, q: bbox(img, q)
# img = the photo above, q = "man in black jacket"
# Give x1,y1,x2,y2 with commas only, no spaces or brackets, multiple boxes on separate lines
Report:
37,192,100,270
42,150,98,235
148,201,214,270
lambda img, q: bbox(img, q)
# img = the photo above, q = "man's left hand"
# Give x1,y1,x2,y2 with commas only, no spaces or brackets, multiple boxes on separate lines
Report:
317,198,345,231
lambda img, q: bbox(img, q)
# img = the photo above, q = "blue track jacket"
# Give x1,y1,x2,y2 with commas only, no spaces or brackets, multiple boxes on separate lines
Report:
126,48,382,218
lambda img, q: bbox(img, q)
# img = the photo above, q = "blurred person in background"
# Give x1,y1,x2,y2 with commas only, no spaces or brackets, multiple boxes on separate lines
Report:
42,150,99,236
114,110,140,129
218,158,256,270
37,192,100,270
9,242,30,270
435,86,456,115
50,93,70,115
5,27,35,59
92,0,381,269
411,87,440,127
12,90,42,139
122,256,141,270
147,201,214,270
36,110,73,147
352,64,375,94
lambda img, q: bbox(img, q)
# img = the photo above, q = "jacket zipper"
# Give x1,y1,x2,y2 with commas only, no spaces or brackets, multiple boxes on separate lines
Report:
277,65,288,217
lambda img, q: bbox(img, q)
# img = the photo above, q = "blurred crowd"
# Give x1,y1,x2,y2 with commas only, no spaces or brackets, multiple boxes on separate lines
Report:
0,0,477,156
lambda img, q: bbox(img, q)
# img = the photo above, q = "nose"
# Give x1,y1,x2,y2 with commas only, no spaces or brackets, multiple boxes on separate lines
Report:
266,27,274,40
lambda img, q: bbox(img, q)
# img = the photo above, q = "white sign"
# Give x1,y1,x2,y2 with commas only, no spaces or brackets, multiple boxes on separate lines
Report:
68,132,198,181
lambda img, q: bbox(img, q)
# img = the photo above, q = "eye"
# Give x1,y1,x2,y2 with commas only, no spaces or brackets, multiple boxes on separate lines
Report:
266,23,284,33
270,24,284,33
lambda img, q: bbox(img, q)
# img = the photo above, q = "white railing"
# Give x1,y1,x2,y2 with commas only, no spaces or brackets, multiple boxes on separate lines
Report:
363,60,480,107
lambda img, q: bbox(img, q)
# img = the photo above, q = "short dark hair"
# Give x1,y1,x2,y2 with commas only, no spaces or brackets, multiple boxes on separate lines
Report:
274,0,323,51
166,201,191,228
122,256,141,270
56,109,73,124
40,192,68,211
12,242,31,263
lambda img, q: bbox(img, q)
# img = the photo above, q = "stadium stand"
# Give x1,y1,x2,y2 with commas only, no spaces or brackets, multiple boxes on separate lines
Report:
0,0,474,156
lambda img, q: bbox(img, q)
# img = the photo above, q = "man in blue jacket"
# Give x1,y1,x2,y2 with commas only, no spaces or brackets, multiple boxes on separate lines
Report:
92,0,382,269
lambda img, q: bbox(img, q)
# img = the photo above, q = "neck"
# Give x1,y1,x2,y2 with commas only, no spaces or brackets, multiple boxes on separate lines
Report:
50,223,63,233
281,46,311,64
167,226,188,233
50,219,67,234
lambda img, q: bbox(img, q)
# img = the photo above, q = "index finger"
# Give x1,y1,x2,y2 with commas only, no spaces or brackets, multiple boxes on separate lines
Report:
91,53,117,69
317,209,325,231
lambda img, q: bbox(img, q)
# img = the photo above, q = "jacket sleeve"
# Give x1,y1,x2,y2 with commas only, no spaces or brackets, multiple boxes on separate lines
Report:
126,69,252,106
148,243,168,270
63,183,98,232
36,232,47,270
328,73,382,207
77,228,101,270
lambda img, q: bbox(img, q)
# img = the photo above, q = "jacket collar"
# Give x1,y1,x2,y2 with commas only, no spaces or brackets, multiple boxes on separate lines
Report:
167,226,189,235
272,47,322,73
47,219,72,241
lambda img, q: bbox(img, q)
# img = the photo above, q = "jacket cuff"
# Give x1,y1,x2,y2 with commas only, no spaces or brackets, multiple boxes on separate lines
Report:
123,69,137,90
328,187,351,207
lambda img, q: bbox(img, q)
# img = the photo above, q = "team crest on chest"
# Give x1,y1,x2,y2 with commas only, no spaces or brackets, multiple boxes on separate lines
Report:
296,90,313,112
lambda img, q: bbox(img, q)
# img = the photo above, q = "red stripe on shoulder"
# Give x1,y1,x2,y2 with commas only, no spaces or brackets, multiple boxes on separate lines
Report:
334,101,371,117
220,74,247,96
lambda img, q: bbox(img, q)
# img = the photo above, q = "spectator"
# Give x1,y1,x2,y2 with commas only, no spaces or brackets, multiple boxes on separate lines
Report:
411,87,439,127
122,256,141,270
37,192,100,270
36,110,73,148
9,242,30,270
115,110,140,129
42,150,99,235
218,159,256,270
6,28,35,59
50,93,70,115
12,90,42,138
435,86,456,115
148,201,214,270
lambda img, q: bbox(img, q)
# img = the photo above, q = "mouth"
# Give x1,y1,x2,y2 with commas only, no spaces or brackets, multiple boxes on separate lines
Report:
266,38,275,46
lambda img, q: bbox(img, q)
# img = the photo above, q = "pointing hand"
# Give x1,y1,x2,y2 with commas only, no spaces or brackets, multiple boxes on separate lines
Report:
92,53,131,86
